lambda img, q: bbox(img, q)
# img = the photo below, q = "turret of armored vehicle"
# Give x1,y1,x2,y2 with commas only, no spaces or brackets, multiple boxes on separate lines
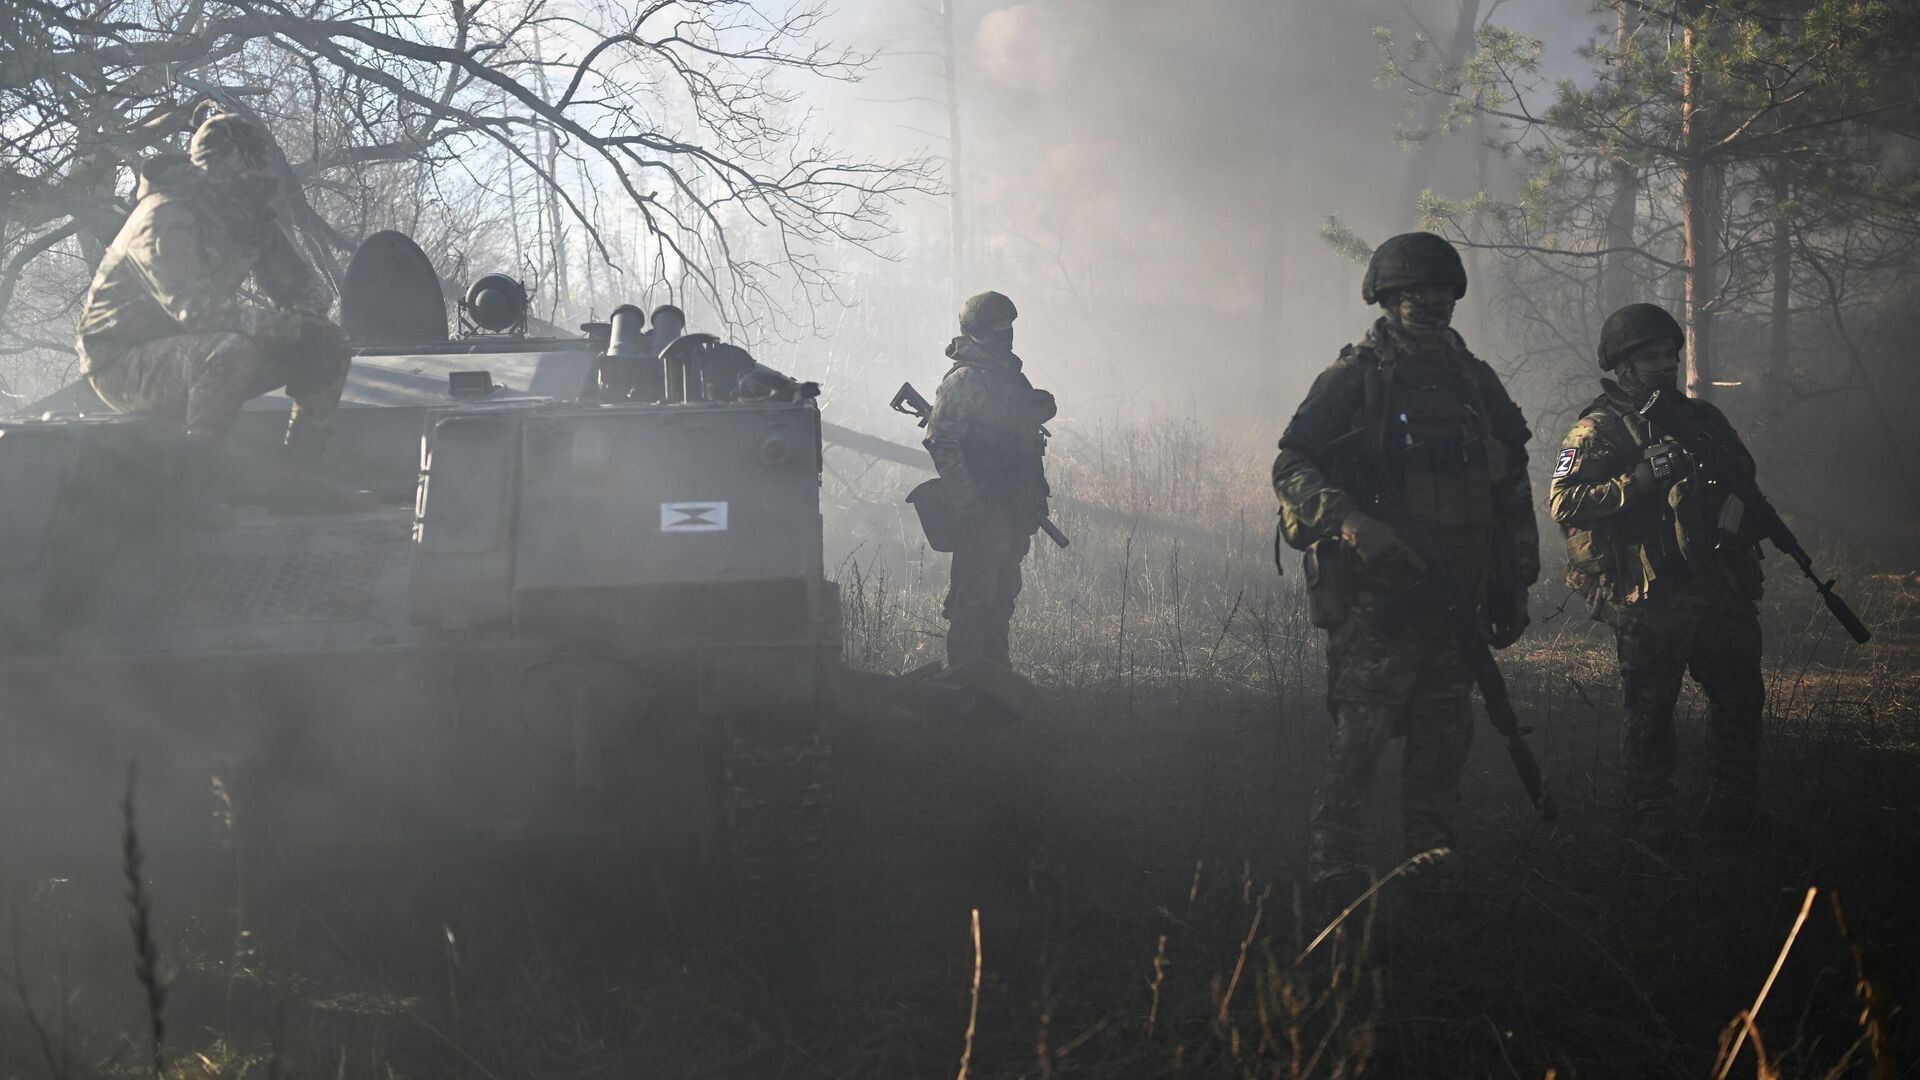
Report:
0,232,832,924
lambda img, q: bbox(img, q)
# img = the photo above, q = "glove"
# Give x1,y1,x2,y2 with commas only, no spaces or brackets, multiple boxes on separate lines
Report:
1631,441,1693,491
1339,510,1427,572
233,305,308,345
1489,588,1530,649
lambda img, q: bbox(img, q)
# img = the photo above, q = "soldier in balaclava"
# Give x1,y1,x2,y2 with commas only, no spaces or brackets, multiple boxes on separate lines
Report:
1271,232,1539,903
75,111,365,529
1549,303,1769,848
924,291,1056,668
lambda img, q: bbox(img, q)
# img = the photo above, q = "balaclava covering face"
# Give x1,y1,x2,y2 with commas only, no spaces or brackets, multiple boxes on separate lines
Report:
1617,342,1682,398
1387,286,1456,338
190,113,279,210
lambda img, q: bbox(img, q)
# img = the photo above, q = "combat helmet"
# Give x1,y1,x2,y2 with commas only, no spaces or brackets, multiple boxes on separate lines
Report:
959,290,1018,335
189,112,273,174
1597,303,1684,370
1361,232,1467,305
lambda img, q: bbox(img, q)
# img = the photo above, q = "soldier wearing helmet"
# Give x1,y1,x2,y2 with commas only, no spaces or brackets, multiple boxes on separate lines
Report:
1270,232,1539,901
923,290,1056,668
1550,302,1768,847
75,111,366,529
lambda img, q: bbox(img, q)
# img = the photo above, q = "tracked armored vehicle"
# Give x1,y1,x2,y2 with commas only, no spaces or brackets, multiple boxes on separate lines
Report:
0,233,833,918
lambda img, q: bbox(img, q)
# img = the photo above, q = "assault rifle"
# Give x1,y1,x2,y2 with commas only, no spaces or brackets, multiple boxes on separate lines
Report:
890,381,1069,549
1317,419,1553,820
1638,389,1871,644
1386,517,1558,822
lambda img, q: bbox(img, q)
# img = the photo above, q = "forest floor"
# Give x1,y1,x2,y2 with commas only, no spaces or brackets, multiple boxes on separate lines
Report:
2,628,1915,1079
3,429,1917,1078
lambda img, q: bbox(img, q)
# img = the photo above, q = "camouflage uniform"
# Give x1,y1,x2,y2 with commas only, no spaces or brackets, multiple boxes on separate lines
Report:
76,153,348,442
1274,318,1538,884
925,331,1055,667
1550,377,1765,836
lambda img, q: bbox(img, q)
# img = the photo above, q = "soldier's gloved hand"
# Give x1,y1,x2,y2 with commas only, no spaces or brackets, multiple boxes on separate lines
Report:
1339,511,1427,572
234,306,307,345
1631,441,1692,493
1627,459,1661,498
1489,588,1530,649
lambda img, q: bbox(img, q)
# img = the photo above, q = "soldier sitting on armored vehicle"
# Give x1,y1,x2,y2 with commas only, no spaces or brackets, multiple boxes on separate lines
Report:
73,111,369,531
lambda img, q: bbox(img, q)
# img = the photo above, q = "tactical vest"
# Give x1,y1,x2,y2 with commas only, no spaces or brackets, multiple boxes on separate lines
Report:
1562,393,1760,605
1368,345,1499,529
1341,336,1503,590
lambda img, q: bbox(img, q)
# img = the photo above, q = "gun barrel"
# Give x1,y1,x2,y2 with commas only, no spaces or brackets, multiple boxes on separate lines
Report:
1505,734,1558,821
1820,585,1873,644
1645,390,1872,644
1037,516,1070,549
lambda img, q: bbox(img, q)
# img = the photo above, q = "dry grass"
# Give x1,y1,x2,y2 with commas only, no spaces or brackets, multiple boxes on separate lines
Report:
0,418,1914,1078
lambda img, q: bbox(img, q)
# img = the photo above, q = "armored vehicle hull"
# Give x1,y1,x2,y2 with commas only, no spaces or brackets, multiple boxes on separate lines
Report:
2,237,836,923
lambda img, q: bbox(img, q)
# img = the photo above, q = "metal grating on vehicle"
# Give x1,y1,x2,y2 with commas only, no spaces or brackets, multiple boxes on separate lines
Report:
255,549,388,622
143,552,272,625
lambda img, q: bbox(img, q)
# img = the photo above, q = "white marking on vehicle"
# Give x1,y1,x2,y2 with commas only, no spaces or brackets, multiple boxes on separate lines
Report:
660,501,729,532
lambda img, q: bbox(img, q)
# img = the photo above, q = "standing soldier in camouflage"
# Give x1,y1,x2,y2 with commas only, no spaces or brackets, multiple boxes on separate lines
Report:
75,111,365,530
1549,303,1768,847
925,291,1056,668
1272,233,1539,899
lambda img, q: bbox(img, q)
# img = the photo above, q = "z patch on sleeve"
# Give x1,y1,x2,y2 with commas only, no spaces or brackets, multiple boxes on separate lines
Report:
1553,447,1580,479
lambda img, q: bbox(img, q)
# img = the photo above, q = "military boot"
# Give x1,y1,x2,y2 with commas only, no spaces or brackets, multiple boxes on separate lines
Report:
267,419,377,515
174,435,236,532
945,617,986,668
983,619,1014,669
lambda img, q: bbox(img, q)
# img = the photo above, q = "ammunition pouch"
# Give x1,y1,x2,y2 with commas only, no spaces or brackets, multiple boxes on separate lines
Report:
1303,537,1355,629
1278,501,1315,552
906,477,959,552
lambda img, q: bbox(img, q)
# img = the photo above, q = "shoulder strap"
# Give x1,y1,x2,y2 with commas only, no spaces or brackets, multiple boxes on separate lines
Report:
1452,345,1495,436
1365,337,1397,482
1579,394,1650,449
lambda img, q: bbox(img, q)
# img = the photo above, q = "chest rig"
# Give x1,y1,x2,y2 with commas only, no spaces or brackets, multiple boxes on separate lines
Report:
1362,335,1499,531
1572,391,1717,595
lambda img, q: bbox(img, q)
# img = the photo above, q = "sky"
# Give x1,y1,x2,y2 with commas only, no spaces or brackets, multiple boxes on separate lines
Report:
782,0,1600,428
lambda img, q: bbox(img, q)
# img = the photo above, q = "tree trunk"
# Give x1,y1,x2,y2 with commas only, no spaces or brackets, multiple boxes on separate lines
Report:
1399,0,1482,228
1466,108,1491,340
532,30,568,321
941,0,965,310
1599,8,1638,315
1601,164,1638,314
1260,2,1286,347
1680,25,1716,400
1766,162,1792,411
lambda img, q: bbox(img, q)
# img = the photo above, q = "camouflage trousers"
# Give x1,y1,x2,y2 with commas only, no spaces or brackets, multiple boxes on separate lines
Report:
1309,595,1474,884
1600,574,1764,827
85,319,350,442
944,509,1032,667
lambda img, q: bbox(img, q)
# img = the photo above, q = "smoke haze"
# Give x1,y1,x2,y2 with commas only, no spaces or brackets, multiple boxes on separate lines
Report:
811,0,1592,430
